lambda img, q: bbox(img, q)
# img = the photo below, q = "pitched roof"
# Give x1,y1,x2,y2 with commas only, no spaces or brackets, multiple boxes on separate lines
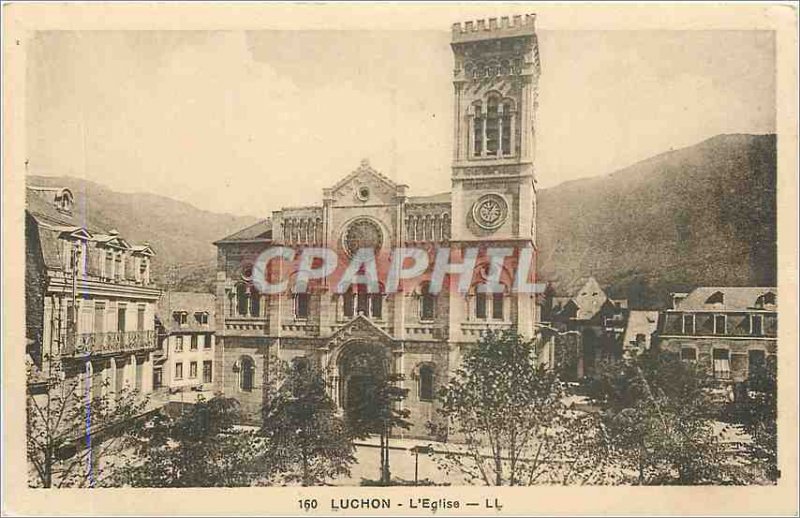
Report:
623,310,659,347
26,186,153,254
215,219,272,244
26,188,81,229
156,291,216,332
407,192,451,204
568,277,609,320
674,287,777,311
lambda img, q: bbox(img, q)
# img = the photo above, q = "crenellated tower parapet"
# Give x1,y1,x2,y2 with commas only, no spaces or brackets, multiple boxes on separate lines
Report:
451,14,537,44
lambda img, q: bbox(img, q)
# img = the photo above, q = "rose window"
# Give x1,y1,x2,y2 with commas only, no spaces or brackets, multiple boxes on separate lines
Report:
343,218,383,257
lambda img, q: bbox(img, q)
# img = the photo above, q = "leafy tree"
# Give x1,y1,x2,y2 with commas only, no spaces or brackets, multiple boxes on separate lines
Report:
431,329,612,486
588,350,746,485
261,360,356,486
346,372,411,485
724,357,778,482
26,355,148,488
118,396,268,487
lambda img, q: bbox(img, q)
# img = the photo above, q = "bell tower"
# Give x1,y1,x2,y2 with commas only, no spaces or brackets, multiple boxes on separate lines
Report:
449,14,541,245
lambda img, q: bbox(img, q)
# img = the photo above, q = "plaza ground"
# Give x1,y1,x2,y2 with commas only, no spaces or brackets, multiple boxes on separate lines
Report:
335,437,469,486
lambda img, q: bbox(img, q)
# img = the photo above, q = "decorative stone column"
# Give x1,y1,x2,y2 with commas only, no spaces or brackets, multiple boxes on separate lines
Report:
497,102,504,157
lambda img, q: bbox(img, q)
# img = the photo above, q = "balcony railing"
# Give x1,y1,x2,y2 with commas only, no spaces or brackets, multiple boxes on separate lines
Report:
64,330,157,356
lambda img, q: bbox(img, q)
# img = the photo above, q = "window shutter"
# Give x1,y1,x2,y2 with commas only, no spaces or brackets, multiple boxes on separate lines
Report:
86,248,102,277
125,256,137,280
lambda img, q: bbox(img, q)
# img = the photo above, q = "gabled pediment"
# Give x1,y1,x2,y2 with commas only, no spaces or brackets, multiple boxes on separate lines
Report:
325,160,406,206
132,244,156,256
47,225,93,241
327,314,394,350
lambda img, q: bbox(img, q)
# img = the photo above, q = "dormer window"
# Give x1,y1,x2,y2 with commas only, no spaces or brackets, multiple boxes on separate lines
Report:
173,311,188,326
55,189,74,215
757,292,776,308
706,291,724,305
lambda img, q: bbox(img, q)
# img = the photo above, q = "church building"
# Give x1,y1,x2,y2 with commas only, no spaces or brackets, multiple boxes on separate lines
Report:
214,14,543,437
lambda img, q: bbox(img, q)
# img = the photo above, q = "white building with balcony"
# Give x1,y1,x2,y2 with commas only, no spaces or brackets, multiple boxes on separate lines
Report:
25,185,161,399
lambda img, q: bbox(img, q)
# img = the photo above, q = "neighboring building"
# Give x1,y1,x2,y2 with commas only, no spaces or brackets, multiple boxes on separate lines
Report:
545,277,628,379
214,14,543,436
155,292,216,395
654,287,777,383
622,310,659,358
25,185,161,397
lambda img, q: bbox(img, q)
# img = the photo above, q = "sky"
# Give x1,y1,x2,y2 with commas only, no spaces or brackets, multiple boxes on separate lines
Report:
26,27,775,217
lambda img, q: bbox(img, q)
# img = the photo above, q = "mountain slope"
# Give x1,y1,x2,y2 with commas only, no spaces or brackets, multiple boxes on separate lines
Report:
26,175,259,292
27,134,777,305
536,134,777,308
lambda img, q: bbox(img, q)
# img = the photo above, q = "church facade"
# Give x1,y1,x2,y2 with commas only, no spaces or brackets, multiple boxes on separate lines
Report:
213,14,543,437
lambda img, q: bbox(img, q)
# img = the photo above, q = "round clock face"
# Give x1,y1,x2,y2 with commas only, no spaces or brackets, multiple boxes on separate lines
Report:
343,218,383,257
472,194,508,230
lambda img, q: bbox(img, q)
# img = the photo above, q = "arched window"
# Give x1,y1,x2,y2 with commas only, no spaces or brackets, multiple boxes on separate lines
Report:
492,292,504,320
295,292,310,319
371,290,383,319
419,364,435,401
249,291,261,317
239,356,255,392
342,285,383,319
471,95,514,158
236,283,248,317
420,282,435,321
315,218,323,245
442,214,451,241
356,285,370,315
472,281,509,321
343,288,355,318
475,292,487,319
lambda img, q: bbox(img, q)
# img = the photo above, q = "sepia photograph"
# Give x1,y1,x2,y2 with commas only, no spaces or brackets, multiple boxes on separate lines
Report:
3,1,798,515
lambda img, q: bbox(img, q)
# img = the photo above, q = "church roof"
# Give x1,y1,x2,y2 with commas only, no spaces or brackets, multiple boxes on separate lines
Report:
214,219,273,244
407,192,451,204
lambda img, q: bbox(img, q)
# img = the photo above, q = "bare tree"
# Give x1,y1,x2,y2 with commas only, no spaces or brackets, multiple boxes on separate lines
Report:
26,355,148,488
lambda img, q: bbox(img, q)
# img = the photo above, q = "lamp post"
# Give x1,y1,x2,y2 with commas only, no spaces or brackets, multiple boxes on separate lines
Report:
409,445,434,485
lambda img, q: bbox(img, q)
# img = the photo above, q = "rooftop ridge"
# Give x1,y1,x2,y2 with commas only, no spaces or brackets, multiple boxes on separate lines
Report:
451,14,536,42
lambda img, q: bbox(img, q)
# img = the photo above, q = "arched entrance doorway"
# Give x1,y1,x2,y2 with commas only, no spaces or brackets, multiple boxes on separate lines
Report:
335,341,390,423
